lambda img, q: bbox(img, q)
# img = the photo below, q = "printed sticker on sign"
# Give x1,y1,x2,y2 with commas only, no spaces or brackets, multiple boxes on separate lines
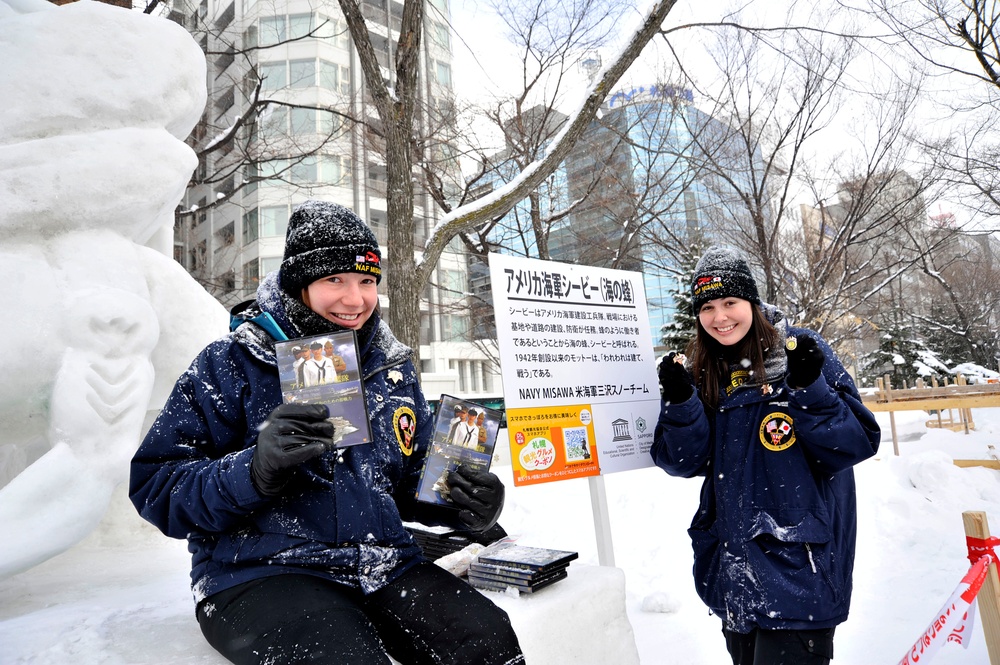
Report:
520,437,556,470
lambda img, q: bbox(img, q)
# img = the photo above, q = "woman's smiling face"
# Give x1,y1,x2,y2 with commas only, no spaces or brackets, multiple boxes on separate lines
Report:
301,272,378,330
697,297,753,346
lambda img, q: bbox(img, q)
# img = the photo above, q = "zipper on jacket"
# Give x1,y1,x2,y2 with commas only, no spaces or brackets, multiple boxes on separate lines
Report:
805,543,817,573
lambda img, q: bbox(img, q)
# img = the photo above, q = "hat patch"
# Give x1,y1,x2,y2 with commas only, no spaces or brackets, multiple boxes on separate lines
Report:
693,275,723,299
354,251,382,277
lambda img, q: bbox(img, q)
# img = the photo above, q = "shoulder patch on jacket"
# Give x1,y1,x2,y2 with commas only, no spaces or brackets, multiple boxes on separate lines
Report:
759,412,796,451
393,406,416,456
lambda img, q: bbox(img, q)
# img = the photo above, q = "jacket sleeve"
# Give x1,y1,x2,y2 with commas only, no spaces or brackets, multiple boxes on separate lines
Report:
129,342,271,539
651,390,713,478
786,331,881,475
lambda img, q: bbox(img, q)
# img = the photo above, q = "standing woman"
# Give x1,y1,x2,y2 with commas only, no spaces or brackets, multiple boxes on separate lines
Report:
651,246,880,665
130,201,523,665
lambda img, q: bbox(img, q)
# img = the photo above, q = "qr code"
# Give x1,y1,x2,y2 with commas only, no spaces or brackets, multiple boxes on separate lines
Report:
563,426,591,463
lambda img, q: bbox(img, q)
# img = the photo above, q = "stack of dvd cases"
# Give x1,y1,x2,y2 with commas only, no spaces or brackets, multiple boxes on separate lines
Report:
406,526,479,560
468,542,578,594
405,523,509,560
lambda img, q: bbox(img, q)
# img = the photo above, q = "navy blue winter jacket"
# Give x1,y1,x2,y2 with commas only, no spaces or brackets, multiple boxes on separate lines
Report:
651,304,880,633
130,272,456,603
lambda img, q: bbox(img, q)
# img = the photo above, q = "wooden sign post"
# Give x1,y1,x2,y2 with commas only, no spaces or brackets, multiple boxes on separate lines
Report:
962,511,1000,663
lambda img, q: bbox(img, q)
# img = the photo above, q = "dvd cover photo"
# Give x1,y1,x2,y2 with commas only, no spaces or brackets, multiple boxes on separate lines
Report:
414,394,503,505
275,330,372,448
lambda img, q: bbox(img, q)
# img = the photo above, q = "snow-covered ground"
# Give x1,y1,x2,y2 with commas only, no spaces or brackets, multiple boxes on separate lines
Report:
4,1,1000,663
4,407,1000,664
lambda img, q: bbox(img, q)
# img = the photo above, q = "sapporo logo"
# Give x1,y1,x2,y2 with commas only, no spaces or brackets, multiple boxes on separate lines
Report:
759,412,795,451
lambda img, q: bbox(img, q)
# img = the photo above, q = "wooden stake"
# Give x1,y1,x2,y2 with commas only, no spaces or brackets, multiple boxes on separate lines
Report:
963,511,1000,664
884,373,899,455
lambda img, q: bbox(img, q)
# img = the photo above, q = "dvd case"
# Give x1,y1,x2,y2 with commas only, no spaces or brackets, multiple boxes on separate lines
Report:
414,394,504,505
467,569,568,594
274,331,372,448
475,541,579,574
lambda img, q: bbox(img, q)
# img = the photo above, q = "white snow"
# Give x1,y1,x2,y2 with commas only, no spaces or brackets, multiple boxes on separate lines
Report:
4,2,1000,664
0,0,227,579
5,412,1000,663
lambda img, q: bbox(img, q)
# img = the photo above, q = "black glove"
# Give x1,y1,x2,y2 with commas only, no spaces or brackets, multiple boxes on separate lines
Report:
785,334,825,389
658,351,694,403
447,465,505,532
251,403,335,497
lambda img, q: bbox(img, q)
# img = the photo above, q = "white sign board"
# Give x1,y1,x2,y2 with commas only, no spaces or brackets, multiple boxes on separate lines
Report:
488,253,661,486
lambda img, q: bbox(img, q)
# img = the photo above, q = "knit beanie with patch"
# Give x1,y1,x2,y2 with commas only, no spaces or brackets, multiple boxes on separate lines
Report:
690,246,760,314
279,200,382,295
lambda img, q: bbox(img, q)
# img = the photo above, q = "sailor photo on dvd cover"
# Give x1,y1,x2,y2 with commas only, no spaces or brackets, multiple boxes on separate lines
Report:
275,330,371,448
414,394,503,505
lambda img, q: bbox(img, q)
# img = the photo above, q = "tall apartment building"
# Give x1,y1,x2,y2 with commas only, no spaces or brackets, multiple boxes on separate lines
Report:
167,0,498,396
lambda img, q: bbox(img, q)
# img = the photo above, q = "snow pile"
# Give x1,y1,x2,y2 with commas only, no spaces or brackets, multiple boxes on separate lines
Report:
0,0,227,578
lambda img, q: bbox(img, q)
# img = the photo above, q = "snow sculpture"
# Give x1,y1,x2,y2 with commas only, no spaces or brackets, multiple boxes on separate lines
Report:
0,0,227,577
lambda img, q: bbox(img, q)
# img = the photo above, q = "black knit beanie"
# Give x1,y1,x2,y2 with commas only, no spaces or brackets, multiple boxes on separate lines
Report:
279,200,382,295
690,246,760,314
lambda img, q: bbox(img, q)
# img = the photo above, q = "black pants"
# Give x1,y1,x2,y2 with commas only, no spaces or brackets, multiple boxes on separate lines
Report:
197,562,524,665
723,626,835,665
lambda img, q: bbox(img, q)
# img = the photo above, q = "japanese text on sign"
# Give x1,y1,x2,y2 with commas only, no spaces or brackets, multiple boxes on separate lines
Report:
504,268,636,305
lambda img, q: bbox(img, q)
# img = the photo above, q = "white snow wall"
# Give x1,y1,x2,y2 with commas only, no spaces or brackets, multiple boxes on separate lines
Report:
0,0,228,577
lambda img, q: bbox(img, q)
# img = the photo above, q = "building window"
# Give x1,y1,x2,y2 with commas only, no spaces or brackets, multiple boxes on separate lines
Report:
243,24,258,48
260,205,288,237
214,85,235,119
289,59,316,88
242,208,259,245
243,258,259,293
288,13,314,39
259,15,286,46
431,22,449,48
261,256,282,275
215,221,235,248
244,162,259,194
215,48,235,76
290,107,316,134
441,313,469,342
214,1,235,32
319,109,343,135
440,268,465,296
369,209,387,244
261,105,288,138
320,60,351,94
193,239,207,271
260,62,286,91
434,61,451,87
291,155,318,183
482,363,493,393
319,155,352,186
260,158,289,183
318,14,350,48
